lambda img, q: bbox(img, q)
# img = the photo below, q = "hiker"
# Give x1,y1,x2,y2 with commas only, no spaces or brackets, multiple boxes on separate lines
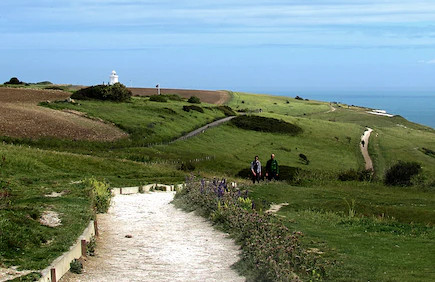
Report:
265,153,279,181
361,140,365,147
250,155,262,183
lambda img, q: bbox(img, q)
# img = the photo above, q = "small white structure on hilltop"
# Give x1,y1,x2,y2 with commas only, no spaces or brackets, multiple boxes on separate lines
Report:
109,70,119,85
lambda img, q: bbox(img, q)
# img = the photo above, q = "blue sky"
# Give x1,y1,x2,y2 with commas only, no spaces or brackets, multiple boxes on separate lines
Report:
1,0,435,91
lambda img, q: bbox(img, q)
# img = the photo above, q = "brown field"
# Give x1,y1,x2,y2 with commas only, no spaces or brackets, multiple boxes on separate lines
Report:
128,88,230,105
0,88,128,141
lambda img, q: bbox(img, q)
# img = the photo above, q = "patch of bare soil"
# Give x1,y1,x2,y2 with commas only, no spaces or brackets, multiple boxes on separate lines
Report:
0,88,128,141
129,87,230,105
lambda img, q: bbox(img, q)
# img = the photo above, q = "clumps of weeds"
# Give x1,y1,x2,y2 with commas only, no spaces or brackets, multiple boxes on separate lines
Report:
70,259,83,274
87,236,97,256
174,176,326,281
85,178,111,213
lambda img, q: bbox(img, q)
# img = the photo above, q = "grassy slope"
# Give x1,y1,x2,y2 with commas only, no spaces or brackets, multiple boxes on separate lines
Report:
1,88,434,280
0,143,183,269
248,182,435,281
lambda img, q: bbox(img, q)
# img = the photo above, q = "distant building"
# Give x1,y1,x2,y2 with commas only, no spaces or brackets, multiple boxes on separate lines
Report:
109,70,119,85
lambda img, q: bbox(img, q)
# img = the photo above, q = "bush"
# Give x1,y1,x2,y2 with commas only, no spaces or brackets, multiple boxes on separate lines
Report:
231,115,303,135
384,161,421,186
338,169,374,182
85,178,112,213
164,94,183,101
183,105,204,113
71,83,131,102
299,153,309,165
173,177,325,281
217,105,236,116
187,96,201,104
149,95,167,102
179,162,195,171
4,77,23,85
70,259,83,274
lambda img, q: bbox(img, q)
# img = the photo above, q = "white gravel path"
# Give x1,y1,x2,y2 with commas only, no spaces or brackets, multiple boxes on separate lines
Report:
61,192,244,282
361,128,373,170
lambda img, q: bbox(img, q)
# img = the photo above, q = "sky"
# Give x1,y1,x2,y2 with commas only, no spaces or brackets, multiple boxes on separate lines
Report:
1,0,435,91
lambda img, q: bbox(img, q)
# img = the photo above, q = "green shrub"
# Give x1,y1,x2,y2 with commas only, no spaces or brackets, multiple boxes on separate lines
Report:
338,169,374,182
299,153,309,165
187,96,201,104
43,85,66,91
384,161,421,186
70,259,83,274
179,162,195,171
183,105,204,113
8,272,42,281
149,95,167,102
164,94,183,101
71,83,131,102
217,105,236,116
174,177,325,281
85,178,111,213
87,236,96,256
4,77,23,85
231,115,303,135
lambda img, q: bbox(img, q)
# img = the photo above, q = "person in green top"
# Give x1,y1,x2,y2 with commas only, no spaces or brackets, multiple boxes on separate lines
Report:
265,153,279,181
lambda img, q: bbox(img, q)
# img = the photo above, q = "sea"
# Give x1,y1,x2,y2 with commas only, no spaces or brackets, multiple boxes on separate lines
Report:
243,89,435,129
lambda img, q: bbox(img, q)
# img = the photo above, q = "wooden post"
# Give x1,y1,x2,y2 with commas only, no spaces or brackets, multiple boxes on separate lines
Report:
120,187,122,195
81,239,87,256
50,268,56,282
94,220,99,236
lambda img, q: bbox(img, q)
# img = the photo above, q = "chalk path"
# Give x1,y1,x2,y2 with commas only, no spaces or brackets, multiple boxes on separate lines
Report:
361,128,374,170
61,192,243,282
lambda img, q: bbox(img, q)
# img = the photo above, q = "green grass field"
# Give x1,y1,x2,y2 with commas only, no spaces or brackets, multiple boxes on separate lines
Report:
1,87,434,280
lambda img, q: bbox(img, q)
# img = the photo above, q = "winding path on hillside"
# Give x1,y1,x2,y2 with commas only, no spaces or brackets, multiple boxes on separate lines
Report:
361,128,374,170
60,192,243,282
174,116,236,142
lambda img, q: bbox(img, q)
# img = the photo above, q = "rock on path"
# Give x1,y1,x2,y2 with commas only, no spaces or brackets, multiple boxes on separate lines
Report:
61,192,244,282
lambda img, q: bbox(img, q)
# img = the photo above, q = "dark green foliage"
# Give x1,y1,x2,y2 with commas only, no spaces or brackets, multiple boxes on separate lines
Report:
217,105,236,116
70,259,83,274
295,96,304,100
4,77,23,85
338,169,374,182
164,94,183,101
87,236,96,256
420,147,435,158
149,95,167,102
43,85,66,91
384,161,421,186
173,177,325,281
236,165,300,182
178,162,195,171
71,83,132,102
183,105,204,113
187,96,201,104
299,153,309,165
231,115,303,135
35,81,53,85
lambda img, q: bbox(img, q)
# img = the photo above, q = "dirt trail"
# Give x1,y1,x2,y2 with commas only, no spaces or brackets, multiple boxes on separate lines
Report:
174,116,236,142
361,128,373,170
61,192,243,282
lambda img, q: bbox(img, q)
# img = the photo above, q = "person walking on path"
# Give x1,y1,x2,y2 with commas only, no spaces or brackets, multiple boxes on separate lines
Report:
265,153,279,181
250,155,262,183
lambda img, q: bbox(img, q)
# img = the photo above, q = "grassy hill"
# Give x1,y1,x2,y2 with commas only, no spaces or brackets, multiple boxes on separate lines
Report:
0,85,434,281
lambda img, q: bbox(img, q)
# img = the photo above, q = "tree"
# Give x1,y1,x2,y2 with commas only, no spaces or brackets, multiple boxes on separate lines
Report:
4,77,22,85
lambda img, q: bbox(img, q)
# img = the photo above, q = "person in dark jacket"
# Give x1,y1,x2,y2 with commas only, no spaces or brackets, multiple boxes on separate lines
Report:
265,153,279,180
250,155,262,183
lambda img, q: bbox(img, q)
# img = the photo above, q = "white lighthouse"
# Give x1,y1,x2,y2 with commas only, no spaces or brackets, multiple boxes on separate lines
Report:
109,70,119,85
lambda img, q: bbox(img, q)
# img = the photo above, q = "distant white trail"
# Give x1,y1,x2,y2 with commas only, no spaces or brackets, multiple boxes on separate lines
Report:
61,192,243,282
361,128,373,170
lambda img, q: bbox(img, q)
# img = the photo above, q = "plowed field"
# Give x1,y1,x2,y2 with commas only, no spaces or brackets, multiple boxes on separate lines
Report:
129,88,230,105
0,88,128,141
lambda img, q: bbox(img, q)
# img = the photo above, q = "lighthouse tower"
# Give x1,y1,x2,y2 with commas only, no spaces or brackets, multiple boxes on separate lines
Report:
109,70,119,85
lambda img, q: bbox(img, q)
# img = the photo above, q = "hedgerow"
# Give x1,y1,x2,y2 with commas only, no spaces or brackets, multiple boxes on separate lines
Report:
71,83,132,102
231,115,303,135
173,177,325,281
